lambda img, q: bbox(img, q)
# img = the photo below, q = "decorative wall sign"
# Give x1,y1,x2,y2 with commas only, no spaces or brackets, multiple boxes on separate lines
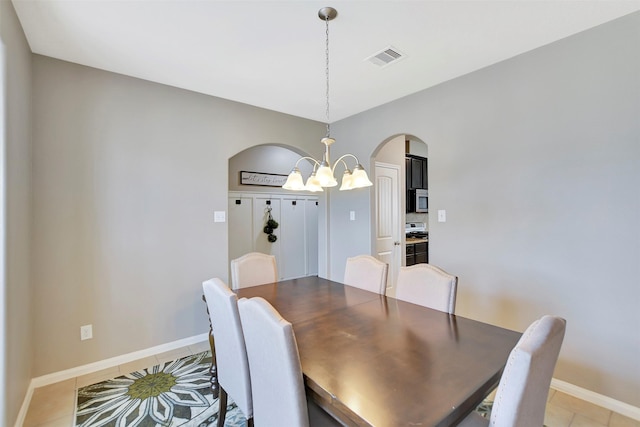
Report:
240,171,288,187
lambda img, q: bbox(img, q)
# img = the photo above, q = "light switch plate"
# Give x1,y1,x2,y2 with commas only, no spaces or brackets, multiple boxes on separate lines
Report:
80,324,93,340
214,211,226,223
350,211,356,221
438,210,447,223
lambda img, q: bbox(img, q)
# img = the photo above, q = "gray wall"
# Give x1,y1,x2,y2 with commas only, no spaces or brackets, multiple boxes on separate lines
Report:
1,0,33,424
31,55,325,376
329,12,640,406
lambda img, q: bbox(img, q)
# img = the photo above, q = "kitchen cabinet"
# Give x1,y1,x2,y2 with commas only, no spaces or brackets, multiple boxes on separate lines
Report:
406,155,428,213
406,240,428,266
406,155,428,190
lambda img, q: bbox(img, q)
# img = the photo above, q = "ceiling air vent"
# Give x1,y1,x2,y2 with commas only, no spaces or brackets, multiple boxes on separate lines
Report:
367,46,406,67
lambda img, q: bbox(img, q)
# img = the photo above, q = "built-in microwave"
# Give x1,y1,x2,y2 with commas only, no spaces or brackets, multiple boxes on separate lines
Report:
414,189,428,213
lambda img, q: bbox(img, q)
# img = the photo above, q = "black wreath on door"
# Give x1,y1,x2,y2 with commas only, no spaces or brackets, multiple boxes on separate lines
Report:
263,207,279,242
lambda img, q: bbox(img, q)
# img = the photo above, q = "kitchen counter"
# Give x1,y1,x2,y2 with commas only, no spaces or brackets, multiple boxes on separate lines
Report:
406,237,428,244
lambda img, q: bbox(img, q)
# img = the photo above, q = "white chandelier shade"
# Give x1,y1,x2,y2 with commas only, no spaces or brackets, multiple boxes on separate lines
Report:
282,137,372,192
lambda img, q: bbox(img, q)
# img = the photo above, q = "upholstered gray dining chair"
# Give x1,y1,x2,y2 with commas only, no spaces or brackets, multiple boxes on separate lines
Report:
230,252,278,290
202,278,254,427
238,297,340,427
395,263,458,313
458,315,567,427
343,255,388,294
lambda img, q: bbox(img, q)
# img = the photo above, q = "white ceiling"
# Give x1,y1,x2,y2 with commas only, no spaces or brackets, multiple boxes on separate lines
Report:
12,0,640,122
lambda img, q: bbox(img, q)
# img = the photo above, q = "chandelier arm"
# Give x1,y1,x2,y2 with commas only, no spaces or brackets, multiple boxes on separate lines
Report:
295,156,322,169
331,153,359,173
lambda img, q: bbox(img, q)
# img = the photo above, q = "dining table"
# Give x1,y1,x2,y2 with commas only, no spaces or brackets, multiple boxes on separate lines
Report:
230,275,521,427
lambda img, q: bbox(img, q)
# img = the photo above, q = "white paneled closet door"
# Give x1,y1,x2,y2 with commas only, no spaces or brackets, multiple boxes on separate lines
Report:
228,195,253,262
228,192,318,282
305,199,319,276
281,198,307,280
253,197,281,277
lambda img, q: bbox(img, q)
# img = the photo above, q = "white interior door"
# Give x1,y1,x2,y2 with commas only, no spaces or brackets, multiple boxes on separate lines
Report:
375,162,401,292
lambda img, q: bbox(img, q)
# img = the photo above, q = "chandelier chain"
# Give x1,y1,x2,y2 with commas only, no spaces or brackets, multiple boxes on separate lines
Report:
281,7,373,192
325,14,330,137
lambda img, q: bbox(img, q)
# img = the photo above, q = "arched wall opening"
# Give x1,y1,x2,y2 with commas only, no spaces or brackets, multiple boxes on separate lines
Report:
370,133,428,293
227,144,326,282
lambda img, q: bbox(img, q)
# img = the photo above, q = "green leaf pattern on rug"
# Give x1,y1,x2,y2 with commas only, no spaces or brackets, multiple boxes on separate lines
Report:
126,371,177,399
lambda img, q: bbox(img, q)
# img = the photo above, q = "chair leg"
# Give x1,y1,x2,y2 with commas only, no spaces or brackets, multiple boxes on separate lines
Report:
203,295,219,398
217,386,228,427
247,417,254,427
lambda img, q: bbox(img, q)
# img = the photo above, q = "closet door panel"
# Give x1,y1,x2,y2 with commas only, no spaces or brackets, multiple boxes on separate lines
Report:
305,199,319,276
253,197,281,276
228,196,253,262
280,198,307,280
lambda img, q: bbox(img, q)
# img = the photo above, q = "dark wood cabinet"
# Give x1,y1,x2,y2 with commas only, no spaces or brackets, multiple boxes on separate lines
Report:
415,242,428,264
406,155,428,190
411,158,423,189
406,155,428,213
406,243,415,265
406,241,428,266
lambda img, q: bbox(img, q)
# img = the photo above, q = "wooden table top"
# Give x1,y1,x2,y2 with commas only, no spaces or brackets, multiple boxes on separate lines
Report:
235,276,521,427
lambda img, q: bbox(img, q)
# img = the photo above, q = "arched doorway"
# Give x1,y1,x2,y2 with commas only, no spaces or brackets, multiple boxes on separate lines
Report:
372,134,428,294
227,144,323,281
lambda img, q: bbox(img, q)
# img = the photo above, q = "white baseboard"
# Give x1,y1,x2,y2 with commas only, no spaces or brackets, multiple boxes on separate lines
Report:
551,378,640,421
14,333,209,427
14,385,34,427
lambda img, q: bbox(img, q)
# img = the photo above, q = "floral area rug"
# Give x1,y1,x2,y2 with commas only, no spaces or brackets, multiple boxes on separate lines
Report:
75,351,247,427
76,349,494,426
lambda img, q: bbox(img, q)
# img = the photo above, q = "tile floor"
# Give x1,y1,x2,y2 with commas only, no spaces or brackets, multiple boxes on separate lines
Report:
22,341,640,427
23,341,211,427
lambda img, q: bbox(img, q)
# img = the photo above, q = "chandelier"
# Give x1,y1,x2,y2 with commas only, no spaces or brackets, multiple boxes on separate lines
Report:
282,7,373,192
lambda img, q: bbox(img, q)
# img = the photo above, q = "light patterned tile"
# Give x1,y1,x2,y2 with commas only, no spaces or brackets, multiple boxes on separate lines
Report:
23,380,76,427
118,356,159,375
76,366,120,388
545,402,574,427
610,412,640,427
570,414,608,427
189,340,212,355
26,413,74,427
155,346,193,364
550,392,611,425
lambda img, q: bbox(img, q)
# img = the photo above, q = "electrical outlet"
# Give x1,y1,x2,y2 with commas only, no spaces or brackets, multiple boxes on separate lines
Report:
80,324,93,341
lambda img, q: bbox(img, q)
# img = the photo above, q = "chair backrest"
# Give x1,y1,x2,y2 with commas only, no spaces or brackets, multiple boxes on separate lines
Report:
201,278,252,418
395,263,458,313
230,252,278,290
238,297,310,427
491,315,566,427
343,255,388,294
